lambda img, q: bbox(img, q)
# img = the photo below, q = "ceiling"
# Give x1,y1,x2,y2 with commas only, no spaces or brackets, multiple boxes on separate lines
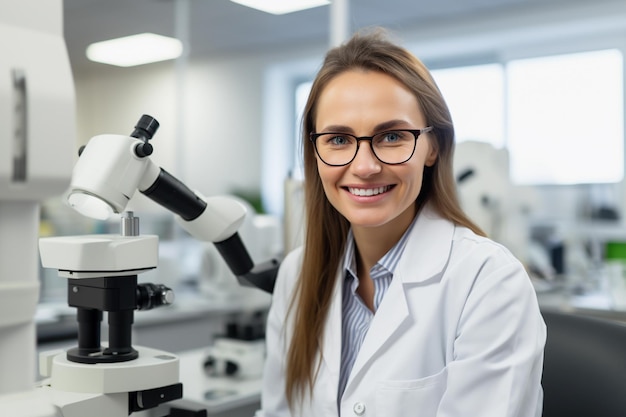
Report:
63,0,568,74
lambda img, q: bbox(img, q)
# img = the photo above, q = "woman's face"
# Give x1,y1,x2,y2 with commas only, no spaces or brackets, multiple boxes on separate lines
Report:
314,69,437,234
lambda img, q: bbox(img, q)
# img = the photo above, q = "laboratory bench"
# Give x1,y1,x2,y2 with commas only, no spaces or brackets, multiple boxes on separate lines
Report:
535,278,626,323
142,348,262,417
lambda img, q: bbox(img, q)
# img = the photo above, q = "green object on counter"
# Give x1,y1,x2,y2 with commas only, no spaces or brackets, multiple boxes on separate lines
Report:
606,241,626,261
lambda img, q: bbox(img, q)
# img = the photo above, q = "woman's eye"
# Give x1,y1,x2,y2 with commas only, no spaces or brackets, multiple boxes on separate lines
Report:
329,135,349,145
382,131,401,142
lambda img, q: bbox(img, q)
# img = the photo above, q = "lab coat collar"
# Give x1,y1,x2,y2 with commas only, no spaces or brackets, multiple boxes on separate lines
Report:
395,203,455,284
332,204,455,396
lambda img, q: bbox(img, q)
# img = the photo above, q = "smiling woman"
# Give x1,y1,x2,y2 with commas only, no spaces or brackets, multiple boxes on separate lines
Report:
312,70,437,232
255,28,546,417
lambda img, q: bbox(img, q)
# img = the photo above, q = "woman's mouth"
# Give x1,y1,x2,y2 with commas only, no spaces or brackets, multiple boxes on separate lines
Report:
347,185,393,196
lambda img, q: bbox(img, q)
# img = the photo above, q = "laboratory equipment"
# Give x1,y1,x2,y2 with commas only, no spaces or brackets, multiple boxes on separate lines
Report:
197,198,279,308
0,0,75,398
204,338,265,379
66,114,280,294
1,2,279,413
38,212,182,416
453,140,535,265
0,211,183,417
203,313,266,379
1,112,281,415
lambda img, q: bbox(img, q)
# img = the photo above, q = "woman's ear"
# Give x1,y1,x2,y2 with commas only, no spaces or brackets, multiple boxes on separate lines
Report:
425,146,438,167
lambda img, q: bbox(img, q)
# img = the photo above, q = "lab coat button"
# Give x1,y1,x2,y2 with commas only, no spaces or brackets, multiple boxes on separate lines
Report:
353,402,366,415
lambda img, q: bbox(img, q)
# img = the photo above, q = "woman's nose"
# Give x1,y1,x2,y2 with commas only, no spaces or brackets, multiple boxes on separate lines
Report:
350,141,382,176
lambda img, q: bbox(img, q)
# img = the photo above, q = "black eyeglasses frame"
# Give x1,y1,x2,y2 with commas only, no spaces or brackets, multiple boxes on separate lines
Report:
309,126,434,167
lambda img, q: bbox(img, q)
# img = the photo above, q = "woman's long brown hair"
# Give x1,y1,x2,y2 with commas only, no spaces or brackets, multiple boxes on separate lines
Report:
285,28,485,408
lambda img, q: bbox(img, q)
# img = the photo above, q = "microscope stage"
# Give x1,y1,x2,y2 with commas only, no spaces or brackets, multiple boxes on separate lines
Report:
39,234,158,276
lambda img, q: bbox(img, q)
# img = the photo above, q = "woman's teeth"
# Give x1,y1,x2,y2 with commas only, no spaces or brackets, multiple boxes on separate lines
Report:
348,186,390,196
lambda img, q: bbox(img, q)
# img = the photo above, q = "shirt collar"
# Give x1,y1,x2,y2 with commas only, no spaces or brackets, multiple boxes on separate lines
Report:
342,214,419,279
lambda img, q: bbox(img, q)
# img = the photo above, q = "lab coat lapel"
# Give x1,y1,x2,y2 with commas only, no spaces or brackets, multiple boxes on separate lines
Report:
397,204,455,285
347,273,410,384
345,206,454,388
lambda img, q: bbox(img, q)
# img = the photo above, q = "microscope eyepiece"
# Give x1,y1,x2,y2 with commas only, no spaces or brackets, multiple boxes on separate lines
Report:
130,114,160,141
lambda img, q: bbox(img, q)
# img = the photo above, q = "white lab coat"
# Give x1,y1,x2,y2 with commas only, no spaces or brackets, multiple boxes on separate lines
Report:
257,205,546,417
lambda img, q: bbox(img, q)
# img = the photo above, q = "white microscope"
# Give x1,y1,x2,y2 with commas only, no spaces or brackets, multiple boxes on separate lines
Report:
0,2,278,415
1,112,280,417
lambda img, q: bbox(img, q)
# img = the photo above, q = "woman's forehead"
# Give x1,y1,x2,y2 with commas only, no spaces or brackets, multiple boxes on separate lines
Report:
315,70,425,131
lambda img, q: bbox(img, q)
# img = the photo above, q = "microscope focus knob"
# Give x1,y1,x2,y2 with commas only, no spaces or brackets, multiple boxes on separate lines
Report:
136,283,174,310
135,142,154,157
162,288,175,304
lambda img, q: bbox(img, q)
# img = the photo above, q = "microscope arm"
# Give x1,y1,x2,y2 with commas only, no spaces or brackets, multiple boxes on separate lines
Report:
68,115,279,294
138,163,278,294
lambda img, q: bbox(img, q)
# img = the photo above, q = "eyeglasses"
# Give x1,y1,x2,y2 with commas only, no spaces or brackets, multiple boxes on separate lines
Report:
310,127,433,166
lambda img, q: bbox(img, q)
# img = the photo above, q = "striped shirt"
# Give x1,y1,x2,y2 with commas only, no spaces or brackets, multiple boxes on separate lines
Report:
337,216,418,404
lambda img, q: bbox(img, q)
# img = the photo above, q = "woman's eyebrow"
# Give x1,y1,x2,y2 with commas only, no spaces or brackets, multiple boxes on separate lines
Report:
317,125,354,133
372,120,412,132
319,120,411,134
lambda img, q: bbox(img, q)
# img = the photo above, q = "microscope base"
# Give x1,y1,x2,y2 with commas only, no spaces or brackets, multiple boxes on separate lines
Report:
41,345,179,394
0,345,183,417
0,385,129,417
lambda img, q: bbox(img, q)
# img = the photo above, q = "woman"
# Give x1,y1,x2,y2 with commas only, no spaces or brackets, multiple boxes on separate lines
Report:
257,28,545,417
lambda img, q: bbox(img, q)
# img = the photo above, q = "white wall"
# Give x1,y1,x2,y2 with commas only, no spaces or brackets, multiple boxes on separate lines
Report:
74,62,180,214
181,53,265,197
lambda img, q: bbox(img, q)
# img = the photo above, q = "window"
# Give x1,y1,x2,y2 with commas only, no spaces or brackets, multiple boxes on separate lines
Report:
507,49,623,185
293,80,312,180
430,49,624,185
431,64,505,148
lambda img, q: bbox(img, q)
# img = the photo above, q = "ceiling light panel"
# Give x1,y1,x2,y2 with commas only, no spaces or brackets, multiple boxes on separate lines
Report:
86,33,183,67
230,0,330,15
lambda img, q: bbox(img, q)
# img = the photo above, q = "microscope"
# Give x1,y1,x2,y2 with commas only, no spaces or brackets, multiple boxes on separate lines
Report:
35,208,182,417
2,114,280,416
62,114,279,294
48,114,280,417
1,3,278,414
